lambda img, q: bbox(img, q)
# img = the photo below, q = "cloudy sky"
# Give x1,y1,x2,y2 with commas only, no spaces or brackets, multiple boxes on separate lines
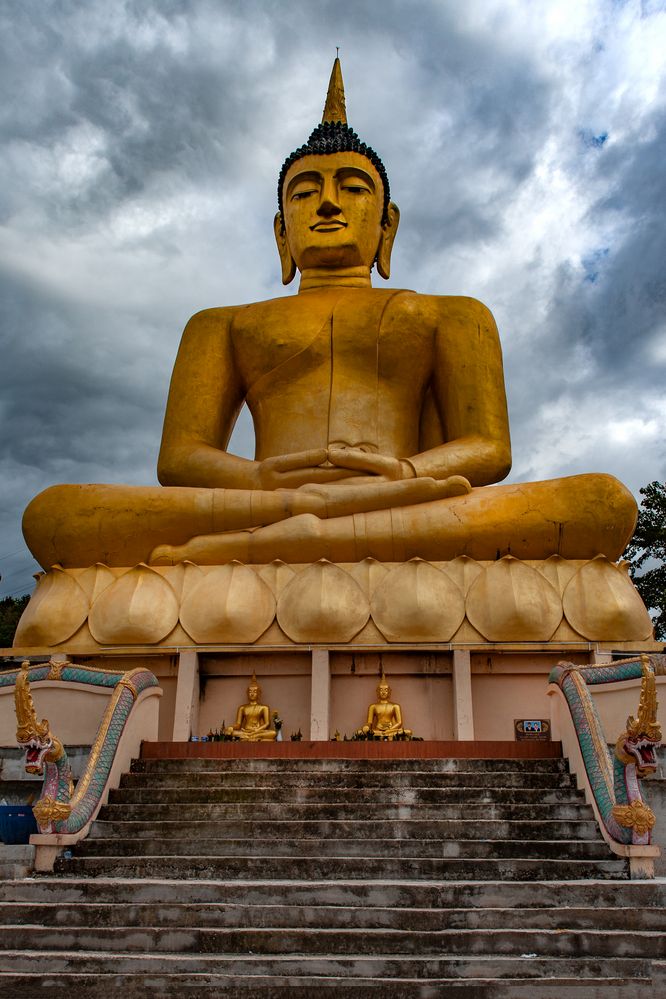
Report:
1,0,664,600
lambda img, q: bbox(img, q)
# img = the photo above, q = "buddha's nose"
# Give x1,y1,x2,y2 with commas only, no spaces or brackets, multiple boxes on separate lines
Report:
317,184,342,217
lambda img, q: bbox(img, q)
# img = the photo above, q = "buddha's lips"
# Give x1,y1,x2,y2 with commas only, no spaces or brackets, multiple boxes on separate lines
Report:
310,221,347,231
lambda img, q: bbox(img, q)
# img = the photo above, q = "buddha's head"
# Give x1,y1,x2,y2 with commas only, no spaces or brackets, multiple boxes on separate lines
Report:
275,58,399,284
377,678,391,702
247,675,261,703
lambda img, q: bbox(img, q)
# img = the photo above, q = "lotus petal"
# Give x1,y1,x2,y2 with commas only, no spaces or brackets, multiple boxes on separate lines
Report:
277,560,369,643
563,556,654,641
180,561,275,643
349,557,389,598
89,564,179,644
77,563,115,603
371,559,465,642
537,555,579,597
439,555,484,595
14,566,89,647
466,556,562,641
258,560,296,598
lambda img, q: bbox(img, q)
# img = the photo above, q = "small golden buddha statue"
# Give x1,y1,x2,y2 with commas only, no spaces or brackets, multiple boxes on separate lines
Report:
360,672,412,740
226,674,277,741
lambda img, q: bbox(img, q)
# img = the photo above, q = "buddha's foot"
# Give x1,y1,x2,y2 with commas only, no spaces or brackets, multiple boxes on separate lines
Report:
435,475,471,498
149,477,472,566
230,730,277,742
150,529,255,565
150,518,314,564
150,544,185,566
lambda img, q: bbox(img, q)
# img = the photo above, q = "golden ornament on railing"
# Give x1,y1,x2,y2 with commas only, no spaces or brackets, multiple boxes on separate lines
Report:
32,796,72,829
612,800,656,838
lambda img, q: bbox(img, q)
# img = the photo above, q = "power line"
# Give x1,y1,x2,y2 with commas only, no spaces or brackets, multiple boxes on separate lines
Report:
0,586,33,599
0,566,38,585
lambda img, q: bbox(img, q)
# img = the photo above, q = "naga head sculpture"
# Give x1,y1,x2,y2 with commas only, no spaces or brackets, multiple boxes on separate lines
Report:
615,655,662,777
14,661,64,774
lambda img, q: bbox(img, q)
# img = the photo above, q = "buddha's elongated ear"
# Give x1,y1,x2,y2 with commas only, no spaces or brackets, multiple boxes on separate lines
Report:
274,213,297,285
376,202,400,280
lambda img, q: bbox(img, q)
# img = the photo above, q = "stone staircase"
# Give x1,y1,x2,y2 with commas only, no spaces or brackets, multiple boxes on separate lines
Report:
1,753,665,995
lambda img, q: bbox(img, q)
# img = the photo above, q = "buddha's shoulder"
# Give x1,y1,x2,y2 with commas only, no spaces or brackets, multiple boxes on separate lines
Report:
181,305,242,333
402,293,497,325
183,296,311,329
182,292,496,328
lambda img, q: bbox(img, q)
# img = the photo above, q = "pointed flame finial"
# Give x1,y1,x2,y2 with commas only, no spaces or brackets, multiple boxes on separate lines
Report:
322,54,347,124
15,661,49,744
628,654,662,742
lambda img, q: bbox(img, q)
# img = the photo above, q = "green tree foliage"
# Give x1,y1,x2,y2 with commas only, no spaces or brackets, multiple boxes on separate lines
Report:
0,595,30,648
624,481,666,641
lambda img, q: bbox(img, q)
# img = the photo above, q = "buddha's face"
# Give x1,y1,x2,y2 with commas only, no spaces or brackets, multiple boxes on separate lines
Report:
247,683,259,703
378,682,390,701
280,152,385,271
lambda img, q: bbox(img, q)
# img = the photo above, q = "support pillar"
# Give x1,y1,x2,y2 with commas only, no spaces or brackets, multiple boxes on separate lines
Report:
452,649,474,740
592,649,613,665
172,650,200,741
310,649,331,741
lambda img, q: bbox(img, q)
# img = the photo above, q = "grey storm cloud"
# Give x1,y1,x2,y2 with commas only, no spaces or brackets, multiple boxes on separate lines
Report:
0,0,664,599
507,102,666,455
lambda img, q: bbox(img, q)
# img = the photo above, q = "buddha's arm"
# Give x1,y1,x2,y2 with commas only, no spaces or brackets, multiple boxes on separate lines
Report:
379,705,402,733
233,705,247,729
158,309,360,490
324,298,509,489
257,706,271,731
410,297,512,486
158,308,261,489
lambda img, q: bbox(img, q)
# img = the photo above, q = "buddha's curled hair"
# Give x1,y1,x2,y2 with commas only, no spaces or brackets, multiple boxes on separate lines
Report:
277,121,391,229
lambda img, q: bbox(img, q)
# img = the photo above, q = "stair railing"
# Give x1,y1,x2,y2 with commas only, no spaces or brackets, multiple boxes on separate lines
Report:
3,658,161,871
548,655,662,878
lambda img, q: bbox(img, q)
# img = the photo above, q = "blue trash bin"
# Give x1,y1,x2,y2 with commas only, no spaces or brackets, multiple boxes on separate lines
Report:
0,805,39,844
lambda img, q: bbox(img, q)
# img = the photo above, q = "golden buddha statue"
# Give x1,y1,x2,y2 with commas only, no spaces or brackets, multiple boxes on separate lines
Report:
21,58,636,572
360,672,412,740
226,674,277,741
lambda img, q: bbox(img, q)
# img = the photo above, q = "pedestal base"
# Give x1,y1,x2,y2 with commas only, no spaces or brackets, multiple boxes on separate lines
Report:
12,554,654,652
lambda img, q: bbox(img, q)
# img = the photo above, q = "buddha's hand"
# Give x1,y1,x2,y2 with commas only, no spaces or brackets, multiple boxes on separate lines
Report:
327,450,474,493
257,449,361,489
327,447,416,481
294,474,472,518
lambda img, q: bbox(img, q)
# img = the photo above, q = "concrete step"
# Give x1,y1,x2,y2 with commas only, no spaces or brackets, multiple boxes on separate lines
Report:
4,900,665,932
120,770,578,790
0,846,35,880
3,876,662,907
108,785,585,806
89,817,604,841
0,971,651,998
74,837,612,860
132,757,570,773
4,739,652,995
53,854,628,880
0,950,650,980
96,801,595,822
0,924,660,958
